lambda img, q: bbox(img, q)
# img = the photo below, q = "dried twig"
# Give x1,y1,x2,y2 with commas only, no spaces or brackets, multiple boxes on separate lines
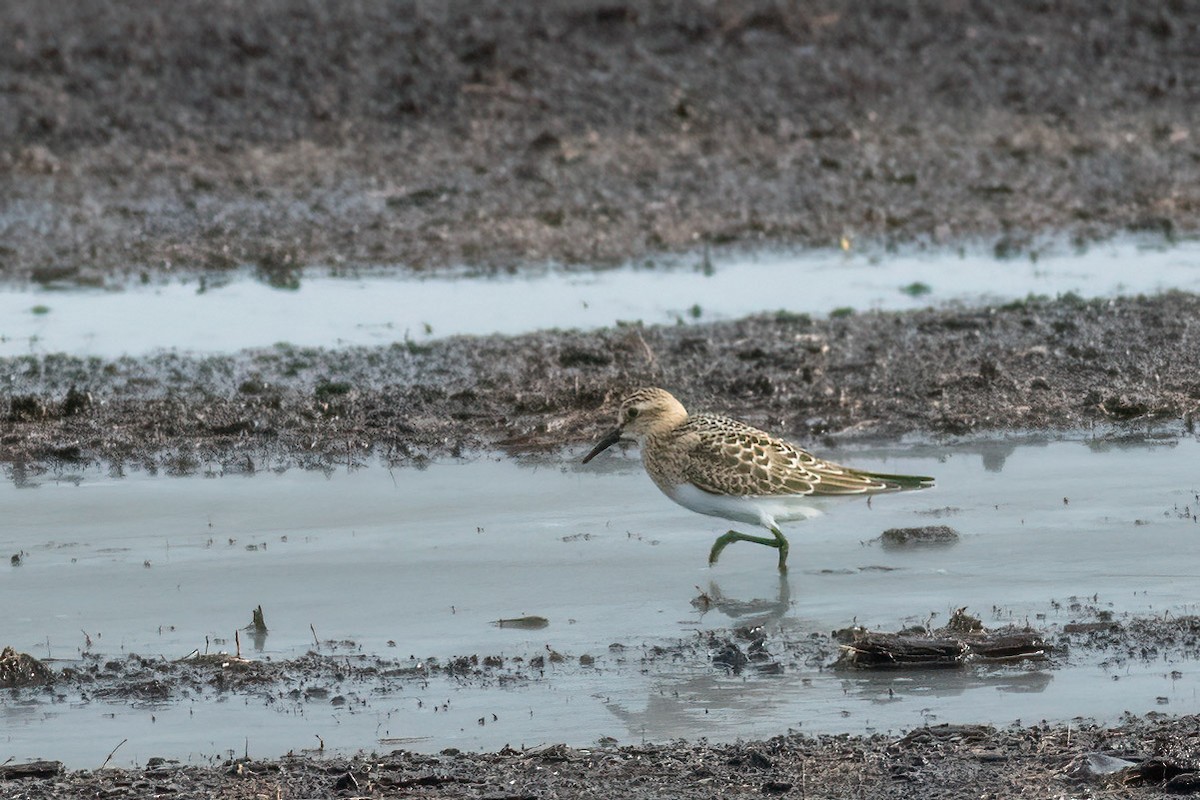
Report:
99,739,128,770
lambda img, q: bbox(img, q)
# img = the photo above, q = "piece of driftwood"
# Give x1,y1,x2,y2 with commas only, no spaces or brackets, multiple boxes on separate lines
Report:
0,760,64,780
836,630,1049,669
493,616,550,630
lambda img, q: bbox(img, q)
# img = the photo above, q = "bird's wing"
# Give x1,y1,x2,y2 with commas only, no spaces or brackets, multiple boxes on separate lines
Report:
680,414,897,497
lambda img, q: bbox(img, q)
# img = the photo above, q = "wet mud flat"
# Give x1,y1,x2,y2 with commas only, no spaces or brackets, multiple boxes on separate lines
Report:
4,1,1200,281
4,291,1199,473
7,720,1200,800
5,2,1200,796
5,612,1200,798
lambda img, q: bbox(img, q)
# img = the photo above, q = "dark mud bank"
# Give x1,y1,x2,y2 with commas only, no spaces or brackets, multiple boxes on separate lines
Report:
5,1,1200,282
4,292,1199,474
7,718,1200,800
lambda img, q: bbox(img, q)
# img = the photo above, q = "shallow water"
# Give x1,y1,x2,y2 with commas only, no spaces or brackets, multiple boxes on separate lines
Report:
2,238,1198,357
3,435,1198,767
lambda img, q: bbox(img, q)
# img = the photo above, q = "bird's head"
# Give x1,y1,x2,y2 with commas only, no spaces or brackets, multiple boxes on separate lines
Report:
581,387,688,463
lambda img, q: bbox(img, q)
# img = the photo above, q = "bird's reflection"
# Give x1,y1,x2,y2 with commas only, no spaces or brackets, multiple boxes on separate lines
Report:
841,666,1053,705
691,573,791,625
602,666,1053,744
602,653,1053,744
602,578,1055,742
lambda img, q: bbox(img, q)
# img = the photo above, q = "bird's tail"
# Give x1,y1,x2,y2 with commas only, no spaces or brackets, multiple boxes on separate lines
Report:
860,471,936,490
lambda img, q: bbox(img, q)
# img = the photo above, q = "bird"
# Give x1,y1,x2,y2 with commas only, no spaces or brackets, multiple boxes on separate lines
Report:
582,387,934,572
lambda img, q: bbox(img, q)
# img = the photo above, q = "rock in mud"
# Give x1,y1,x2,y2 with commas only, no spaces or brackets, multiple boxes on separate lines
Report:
712,640,749,674
1114,757,1200,790
878,525,961,548
1165,772,1200,793
1069,752,1139,780
0,647,54,688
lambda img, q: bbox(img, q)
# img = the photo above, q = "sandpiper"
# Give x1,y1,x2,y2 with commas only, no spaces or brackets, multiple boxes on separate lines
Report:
582,387,934,571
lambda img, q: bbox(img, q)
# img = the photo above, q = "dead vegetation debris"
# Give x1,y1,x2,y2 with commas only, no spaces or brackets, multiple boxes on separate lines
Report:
835,609,1049,669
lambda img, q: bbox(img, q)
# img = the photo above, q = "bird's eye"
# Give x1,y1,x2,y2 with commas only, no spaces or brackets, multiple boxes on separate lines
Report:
626,407,639,420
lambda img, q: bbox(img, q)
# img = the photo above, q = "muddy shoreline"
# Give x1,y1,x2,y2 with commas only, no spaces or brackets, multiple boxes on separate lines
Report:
5,1,1200,796
5,291,1199,475
4,611,1200,798
5,717,1197,799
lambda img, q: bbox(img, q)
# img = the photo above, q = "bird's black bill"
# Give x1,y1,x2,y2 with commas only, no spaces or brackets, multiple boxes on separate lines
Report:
582,428,623,463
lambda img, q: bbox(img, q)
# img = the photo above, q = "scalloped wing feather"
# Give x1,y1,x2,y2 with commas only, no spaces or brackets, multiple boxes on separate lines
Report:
680,414,907,498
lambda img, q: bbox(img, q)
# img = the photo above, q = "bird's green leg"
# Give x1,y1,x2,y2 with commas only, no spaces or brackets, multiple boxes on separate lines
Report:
772,526,789,572
709,526,791,573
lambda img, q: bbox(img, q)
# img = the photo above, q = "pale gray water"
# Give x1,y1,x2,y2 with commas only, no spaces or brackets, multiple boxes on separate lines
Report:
3,436,1198,767
2,238,1198,357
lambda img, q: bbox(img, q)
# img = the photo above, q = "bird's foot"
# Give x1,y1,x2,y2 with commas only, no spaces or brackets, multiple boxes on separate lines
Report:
708,531,738,566
708,529,789,570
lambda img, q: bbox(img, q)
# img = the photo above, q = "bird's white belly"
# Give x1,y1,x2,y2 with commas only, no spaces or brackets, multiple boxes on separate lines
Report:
666,483,824,529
